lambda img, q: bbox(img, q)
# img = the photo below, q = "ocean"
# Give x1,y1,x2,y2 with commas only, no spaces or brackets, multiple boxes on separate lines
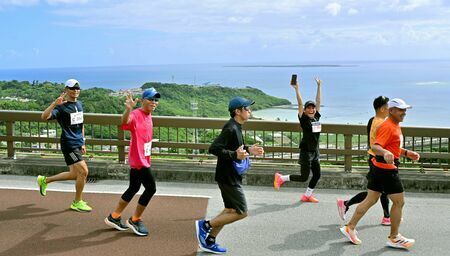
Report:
1,60,449,127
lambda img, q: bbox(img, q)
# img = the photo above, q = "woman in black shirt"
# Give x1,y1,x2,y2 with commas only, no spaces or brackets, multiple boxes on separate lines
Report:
274,76,322,203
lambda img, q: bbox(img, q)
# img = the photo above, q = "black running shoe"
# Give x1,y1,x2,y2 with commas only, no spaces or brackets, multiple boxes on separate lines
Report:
104,214,128,231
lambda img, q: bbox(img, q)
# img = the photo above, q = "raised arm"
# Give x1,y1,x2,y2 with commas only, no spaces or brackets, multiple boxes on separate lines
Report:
315,77,321,112
41,92,66,120
121,93,138,125
291,80,304,115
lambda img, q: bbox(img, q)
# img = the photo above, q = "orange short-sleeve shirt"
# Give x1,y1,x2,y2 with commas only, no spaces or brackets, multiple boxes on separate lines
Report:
367,116,385,156
373,117,402,159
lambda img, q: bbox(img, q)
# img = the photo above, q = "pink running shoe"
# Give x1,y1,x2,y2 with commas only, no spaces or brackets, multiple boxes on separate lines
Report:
340,225,362,245
301,195,319,203
336,199,346,221
387,234,415,249
273,172,284,191
381,217,391,226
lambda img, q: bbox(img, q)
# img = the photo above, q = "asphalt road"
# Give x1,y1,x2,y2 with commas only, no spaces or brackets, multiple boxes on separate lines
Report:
1,175,449,256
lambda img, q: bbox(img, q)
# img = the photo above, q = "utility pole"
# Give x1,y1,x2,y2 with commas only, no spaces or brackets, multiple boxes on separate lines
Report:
191,101,198,155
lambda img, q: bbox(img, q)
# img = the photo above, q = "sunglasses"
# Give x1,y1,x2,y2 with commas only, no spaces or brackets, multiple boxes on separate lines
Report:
68,87,81,91
146,98,159,102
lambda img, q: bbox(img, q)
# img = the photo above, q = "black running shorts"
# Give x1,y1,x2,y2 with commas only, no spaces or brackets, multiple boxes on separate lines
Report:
61,146,84,166
218,183,247,214
367,166,404,195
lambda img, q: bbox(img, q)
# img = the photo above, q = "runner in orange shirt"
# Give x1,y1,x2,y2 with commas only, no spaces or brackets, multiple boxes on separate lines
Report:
340,98,420,249
337,96,391,224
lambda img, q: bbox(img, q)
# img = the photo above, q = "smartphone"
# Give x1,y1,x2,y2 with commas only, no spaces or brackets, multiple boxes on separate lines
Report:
290,74,297,85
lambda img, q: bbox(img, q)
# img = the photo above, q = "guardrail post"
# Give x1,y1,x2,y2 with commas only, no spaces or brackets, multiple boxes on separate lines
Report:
344,134,352,172
6,121,15,159
118,127,125,163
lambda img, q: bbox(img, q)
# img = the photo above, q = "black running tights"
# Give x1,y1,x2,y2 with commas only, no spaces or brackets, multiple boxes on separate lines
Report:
121,167,156,207
290,150,321,189
346,191,390,218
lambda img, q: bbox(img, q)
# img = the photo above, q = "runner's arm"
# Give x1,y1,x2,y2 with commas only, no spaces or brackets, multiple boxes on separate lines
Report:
291,80,304,115
315,77,321,112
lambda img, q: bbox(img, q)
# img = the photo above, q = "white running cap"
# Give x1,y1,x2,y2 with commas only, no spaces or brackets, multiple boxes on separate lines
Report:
388,98,412,109
64,79,80,88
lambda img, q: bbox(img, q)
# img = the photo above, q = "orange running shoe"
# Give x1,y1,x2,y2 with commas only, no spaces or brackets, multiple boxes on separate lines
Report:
273,172,284,191
336,199,347,220
381,217,391,226
340,225,362,245
301,195,319,203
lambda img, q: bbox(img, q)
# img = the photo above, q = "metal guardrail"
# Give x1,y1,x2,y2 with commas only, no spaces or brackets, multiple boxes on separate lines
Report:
1,110,449,172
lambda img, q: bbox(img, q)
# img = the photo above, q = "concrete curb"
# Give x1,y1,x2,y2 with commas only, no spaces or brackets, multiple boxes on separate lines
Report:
1,157,449,193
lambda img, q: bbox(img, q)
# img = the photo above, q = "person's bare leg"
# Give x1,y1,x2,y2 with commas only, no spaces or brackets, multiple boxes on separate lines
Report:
209,208,247,237
45,168,77,183
347,189,381,230
133,204,147,219
72,161,88,201
113,198,130,215
388,192,405,238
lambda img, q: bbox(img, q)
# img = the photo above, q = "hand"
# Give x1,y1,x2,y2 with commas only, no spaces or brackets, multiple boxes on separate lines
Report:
407,151,420,161
124,92,138,110
236,145,249,160
290,80,299,90
248,143,264,156
54,92,66,106
383,151,394,164
81,145,86,154
315,77,321,86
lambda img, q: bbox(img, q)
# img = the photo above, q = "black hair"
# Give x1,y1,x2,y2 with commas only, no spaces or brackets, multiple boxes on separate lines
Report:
229,107,244,118
373,96,389,110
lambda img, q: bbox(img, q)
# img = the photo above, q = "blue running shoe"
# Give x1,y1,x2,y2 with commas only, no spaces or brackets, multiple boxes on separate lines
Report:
126,217,148,236
195,220,210,248
199,243,227,254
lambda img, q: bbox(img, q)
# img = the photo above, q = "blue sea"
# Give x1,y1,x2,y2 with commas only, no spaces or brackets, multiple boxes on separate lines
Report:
1,60,449,127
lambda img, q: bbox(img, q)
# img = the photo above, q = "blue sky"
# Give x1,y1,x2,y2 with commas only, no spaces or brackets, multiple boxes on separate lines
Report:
1,0,450,68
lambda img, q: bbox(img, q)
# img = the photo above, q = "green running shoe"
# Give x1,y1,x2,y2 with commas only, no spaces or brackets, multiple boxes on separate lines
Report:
37,175,48,196
70,200,92,212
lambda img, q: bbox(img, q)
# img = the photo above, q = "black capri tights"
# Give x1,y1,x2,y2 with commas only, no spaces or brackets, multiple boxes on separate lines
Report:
121,167,156,207
290,150,321,189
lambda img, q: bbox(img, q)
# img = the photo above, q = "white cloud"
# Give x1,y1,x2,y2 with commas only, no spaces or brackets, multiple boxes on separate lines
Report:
0,0,39,7
382,0,443,12
325,2,342,16
347,8,359,15
227,16,253,24
41,0,450,49
46,0,88,4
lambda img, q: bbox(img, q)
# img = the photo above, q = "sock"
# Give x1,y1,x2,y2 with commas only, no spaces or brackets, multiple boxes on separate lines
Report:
304,187,314,197
206,235,216,246
111,212,121,219
132,216,140,222
203,220,212,231
281,175,290,182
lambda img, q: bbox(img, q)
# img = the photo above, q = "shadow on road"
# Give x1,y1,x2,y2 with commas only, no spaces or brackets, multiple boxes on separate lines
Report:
268,224,380,255
0,223,129,256
250,201,302,216
0,204,68,222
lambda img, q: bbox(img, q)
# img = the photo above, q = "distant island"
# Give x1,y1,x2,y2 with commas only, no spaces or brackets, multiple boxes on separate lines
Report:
224,64,357,68
0,80,291,118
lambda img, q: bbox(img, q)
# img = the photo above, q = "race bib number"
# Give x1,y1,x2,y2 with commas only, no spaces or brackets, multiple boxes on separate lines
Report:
312,121,322,133
70,112,83,125
144,141,152,156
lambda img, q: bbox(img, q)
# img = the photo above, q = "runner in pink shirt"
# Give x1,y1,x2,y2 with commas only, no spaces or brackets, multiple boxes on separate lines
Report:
104,88,160,236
